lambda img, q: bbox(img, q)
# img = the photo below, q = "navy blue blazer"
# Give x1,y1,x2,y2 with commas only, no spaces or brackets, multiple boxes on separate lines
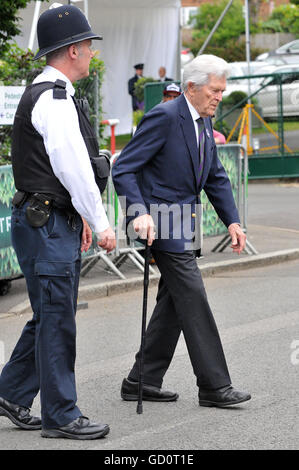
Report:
112,94,240,252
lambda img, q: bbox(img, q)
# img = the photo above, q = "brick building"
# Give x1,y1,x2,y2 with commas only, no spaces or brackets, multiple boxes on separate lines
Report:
181,0,291,21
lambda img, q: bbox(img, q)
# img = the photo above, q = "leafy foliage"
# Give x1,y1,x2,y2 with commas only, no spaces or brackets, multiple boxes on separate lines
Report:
266,4,299,36
0,0,48,55
0,43,45,85
185,0,264,61
0,44,105,164
134,76,157,102
191,0,245,45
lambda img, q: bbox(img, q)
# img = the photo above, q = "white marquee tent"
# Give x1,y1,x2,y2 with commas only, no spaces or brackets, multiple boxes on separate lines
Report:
15,0,181,135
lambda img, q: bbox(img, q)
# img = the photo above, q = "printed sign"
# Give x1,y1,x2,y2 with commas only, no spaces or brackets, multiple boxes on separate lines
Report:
0,86,25,125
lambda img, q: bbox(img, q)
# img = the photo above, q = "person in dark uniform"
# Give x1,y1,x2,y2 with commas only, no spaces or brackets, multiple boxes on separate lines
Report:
128,63,144,111
0,4,115,440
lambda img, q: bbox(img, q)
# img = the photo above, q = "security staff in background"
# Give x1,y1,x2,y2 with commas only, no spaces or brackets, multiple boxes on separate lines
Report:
128,63,144,111
0,4,115,440
158,66,173,82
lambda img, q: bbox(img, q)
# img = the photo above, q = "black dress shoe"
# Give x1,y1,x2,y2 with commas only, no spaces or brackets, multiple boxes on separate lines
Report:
41,416,109,440
0,396,41,430
121,377,178,402
199,385,251,408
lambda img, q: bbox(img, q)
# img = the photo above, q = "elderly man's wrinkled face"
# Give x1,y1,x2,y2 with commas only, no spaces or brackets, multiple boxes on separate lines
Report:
186,74,226,117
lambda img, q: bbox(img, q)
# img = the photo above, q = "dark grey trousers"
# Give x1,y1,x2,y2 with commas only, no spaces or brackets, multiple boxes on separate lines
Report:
129,250,231,390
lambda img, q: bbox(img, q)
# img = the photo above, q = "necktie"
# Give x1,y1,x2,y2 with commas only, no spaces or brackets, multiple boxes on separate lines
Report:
197,117,205,176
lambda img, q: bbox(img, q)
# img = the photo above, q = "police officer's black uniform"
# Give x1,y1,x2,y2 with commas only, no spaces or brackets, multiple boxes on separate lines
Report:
0,5,110,440
128,63,144,111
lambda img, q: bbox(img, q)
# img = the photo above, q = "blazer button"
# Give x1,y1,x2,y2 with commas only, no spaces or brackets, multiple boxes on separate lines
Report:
191,213,196,218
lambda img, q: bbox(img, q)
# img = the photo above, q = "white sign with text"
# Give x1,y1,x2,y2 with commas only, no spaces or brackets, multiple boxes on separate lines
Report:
0,86,25,125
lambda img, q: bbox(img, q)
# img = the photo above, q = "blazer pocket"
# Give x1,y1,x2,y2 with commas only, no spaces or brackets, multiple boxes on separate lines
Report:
151,184,179,203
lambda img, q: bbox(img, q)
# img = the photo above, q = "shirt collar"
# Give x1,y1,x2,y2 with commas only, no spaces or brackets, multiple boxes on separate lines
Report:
183,93,201,122
33,65,75,96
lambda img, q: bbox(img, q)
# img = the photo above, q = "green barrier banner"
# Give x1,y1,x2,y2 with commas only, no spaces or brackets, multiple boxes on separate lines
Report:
0,165,97,280
0,165,22,279
202,145,240,238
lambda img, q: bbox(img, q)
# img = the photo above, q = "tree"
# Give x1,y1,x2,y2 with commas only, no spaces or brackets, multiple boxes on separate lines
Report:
191,0,245,45
268,3,299,35
186,0,264,61
0,0,48,55
249,0,265,28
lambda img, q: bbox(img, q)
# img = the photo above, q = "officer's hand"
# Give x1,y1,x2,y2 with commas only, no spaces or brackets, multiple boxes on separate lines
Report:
133,214,155,246
97,226,116,253
81,217,93,253
228,223,246,255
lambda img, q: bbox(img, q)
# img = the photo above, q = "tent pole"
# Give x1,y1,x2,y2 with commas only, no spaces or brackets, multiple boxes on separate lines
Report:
28,0,41,50
197,0,233,55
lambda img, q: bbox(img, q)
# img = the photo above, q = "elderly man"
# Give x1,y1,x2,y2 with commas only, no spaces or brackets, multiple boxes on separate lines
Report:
112,55,251,408
0,5,115,440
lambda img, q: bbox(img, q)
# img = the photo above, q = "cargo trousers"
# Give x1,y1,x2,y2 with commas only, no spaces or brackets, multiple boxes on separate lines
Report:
0,203,83,428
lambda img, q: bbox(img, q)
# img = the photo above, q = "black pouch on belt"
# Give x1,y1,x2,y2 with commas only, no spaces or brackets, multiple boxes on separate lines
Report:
12,191,28,208
26,193,53,228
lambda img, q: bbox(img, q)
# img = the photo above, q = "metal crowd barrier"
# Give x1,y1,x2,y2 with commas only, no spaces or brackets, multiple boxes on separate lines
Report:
210,143,257,255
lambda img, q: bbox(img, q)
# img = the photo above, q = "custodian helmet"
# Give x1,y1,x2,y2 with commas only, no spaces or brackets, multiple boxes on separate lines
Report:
34,4,102,60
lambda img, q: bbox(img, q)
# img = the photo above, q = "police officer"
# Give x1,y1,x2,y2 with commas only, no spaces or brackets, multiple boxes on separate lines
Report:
0,4,115,440
128,63,144,111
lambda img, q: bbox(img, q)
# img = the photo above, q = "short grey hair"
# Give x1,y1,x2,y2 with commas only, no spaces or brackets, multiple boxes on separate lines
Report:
46,45,69,64
182,54,230,91
46,41,86,64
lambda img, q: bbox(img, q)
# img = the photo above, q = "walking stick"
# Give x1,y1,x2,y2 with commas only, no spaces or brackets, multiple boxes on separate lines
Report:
137,241,151,414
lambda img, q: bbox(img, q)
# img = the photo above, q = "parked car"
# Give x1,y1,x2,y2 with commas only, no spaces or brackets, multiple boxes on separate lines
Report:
223,61,270,97
256,64,299,117
181,47,194,67
256,40,299,65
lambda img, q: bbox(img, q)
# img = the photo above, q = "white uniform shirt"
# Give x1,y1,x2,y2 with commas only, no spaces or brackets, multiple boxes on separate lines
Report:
31,65,109,235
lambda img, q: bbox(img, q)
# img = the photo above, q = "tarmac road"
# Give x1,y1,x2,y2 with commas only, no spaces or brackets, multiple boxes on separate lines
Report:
254,130,299,153
1,181,299,315
0,258,299,450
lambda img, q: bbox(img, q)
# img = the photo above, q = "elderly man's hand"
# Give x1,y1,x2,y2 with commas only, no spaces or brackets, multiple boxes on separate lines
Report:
133,214,155,246
228,223,246,254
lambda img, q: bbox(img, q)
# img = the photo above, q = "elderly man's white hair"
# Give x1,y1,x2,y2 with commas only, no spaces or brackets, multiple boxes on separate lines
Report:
182,54,230,91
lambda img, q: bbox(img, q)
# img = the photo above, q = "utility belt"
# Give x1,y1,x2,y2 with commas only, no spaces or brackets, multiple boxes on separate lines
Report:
12,191,77,229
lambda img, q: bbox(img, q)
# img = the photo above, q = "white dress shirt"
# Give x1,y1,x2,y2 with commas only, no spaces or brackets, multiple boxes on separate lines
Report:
31,65,109,235
183,93,201,147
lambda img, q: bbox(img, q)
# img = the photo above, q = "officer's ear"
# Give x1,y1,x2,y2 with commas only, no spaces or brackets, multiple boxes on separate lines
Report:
68,44,79,60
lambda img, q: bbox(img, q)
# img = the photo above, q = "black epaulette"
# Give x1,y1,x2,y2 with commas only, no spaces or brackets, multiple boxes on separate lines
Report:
53,79,67,99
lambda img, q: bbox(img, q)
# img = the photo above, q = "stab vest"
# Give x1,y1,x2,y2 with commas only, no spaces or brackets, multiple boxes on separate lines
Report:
11,79,109,210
